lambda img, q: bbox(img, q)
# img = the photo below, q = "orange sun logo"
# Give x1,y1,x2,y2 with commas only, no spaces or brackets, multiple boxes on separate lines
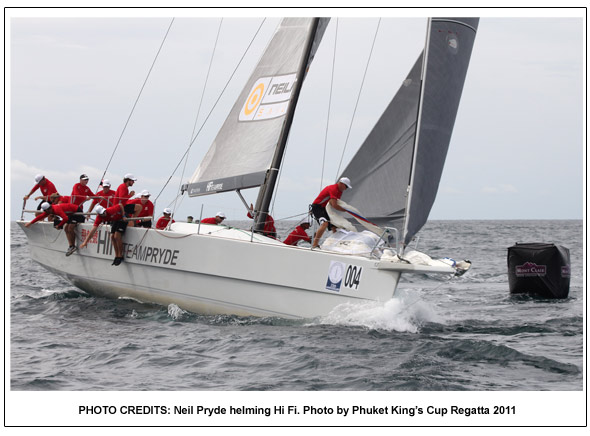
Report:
244,83,265,116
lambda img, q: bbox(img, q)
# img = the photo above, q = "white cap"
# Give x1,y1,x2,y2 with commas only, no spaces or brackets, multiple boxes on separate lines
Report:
216,212,226,219
124,173,137,181
95,205,106,215
339,177,352,189
299,217,312,226
163,208,172,215
140,190,151,197
35,174,45,183
102,179,111,187
40,202,51,211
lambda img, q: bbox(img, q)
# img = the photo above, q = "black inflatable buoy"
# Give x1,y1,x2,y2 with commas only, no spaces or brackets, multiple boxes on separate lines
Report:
507,243,571,299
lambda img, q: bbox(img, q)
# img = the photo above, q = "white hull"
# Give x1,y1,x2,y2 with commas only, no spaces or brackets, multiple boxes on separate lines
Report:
17,221,454,319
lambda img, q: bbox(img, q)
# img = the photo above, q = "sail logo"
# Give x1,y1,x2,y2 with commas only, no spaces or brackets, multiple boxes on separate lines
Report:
445,33,459,54
206,181,224,192
239,73,297,122
561,265,571,278
515,262,547,277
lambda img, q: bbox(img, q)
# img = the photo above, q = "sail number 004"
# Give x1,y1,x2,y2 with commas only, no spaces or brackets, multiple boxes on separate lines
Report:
344,265,362,290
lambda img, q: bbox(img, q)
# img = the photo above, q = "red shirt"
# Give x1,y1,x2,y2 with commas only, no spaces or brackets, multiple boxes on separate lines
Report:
200,217,218,225
90,188,115,209
30,179,58,198
56,195,72,204
247,210,276,236
94,204,124,227
156,216,175,230
28,203,79,228
313,183,342,207
71,183,94,207
128,198,154,218
283,225,311,246
115,183,132,205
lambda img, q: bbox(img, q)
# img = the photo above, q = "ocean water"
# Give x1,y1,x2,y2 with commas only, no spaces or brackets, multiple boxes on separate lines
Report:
9,220,584,391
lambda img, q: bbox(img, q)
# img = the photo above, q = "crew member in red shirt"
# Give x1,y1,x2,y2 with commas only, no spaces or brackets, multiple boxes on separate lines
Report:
44,192,71,222
247,203,276,239
49,193,72,204
25,201,82,256
283,221,312,246
200,212,226,225
70,174,94,214
88,179,115,213
23,174,58,216
310,177,351,248
128,190,154,228
115,173,137,205
79,203,127,266
156,208,175,230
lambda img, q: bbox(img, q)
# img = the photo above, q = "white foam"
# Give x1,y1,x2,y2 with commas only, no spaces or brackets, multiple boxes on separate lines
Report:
318,289,442,333
167,303,189,320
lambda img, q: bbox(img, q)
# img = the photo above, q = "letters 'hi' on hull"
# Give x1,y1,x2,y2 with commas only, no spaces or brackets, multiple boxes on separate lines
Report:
19,222,454,319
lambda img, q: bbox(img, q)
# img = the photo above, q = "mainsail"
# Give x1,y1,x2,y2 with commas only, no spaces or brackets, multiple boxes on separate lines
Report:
187,18,329,197
341,17,479,245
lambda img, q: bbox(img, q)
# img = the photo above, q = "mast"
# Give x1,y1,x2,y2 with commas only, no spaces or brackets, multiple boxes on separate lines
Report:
253,18,321,232
401,18,432,250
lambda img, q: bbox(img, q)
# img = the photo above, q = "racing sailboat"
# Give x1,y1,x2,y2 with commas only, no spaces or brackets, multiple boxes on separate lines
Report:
18,17,478,319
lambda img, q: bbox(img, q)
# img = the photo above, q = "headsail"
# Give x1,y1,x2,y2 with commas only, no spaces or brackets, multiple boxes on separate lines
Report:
341,17,479,245
339,53,424,234
187,18,329,197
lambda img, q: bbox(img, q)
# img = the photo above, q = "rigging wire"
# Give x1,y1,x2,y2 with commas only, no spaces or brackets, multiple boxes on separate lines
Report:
335,18,381,179
169,18,224,215
320,18,338,189
98,18,175,189
154,18,268,202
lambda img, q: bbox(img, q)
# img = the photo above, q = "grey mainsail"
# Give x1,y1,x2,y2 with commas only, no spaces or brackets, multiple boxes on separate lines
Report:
341,17,479,245
187,18,328,197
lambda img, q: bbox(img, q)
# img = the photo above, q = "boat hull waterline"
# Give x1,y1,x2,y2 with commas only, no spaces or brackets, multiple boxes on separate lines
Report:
17,222,453,319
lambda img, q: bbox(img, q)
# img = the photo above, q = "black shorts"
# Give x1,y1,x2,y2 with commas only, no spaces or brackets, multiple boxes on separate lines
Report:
110,220,128,234
310,203,334,230
123,204,136,216
135,219,152,228
68,213,86,224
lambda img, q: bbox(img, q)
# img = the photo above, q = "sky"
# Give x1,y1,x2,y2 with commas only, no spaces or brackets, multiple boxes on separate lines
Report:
7,7,585,223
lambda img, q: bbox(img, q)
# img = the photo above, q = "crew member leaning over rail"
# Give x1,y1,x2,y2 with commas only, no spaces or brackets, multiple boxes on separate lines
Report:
25,201,82,256
80,203,132,266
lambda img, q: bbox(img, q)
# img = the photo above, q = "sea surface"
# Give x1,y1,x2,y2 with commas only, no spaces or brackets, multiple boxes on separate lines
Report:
9,220,584,391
